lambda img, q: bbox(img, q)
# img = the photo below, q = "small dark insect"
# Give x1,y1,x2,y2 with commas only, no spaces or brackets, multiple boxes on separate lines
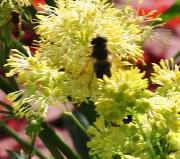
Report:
122,115,133,124
112,154,121,159
77,36,112,89
91,36,112,79
11,10,22,38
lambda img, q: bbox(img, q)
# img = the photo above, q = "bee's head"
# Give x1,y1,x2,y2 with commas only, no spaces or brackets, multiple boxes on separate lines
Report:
91,36,107,45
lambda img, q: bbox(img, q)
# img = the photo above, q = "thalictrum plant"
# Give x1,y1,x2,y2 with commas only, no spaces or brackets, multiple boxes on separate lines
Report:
0,0,179,159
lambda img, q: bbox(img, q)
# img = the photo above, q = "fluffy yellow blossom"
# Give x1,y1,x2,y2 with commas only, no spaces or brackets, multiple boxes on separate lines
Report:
5,1,180,158
88,117,144,159
33,0,157,100
151,58,180,95
149,94,180,133
36,0,154,69
88,59,180,158
94,68,151,123
6,49,70,121
150,59,180,133
6,0,157,118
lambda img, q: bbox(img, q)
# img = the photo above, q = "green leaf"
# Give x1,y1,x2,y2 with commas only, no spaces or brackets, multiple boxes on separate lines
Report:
39,122,80,159
160,1,180,21
62,113,90,159
12,39,29,57
7,150,27,159
174,52,180,60
0,76,15,94
0,100,13,111
38,137,64,159
76,99,99,125
7,77,19,91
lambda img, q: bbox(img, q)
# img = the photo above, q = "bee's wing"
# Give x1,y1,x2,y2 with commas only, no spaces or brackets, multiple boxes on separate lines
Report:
78,57,95,89
108,53,120,69
79,57,94,75
111,53,131,69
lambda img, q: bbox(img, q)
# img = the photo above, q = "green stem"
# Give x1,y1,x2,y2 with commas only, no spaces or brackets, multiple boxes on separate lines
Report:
173,52,180,60
0,77,15,94
64,112,90,138
0,100,13,111
12,39,29,57
40,122,80,159
0,121,48,159
132,110,156,159
0,110,11,114
39,132,64,159
27,133,37,159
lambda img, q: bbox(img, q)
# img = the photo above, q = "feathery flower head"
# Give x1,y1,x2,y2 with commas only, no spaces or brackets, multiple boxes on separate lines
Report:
94,68,151,123
151,58,180,95
33,0,157,100
167,132,180,152
36,0,155,68
150,59,180,133
6,0,157,119
6,49,70,121
149,94,180,133
88,117,144,159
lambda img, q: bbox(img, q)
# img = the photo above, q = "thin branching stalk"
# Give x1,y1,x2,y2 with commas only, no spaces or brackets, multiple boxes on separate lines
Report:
0,121,48,159
27,132,37,159
132,110,156,159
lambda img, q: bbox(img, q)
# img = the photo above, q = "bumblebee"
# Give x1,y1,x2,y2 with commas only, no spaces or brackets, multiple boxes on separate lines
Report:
79,36,112,79
91,36,112,79
75,36,112,90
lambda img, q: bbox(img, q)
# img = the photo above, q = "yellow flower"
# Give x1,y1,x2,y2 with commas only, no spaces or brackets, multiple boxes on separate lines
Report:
151,58,180,95
94,68,150,122
88,117,143,159
33,0,157,100
6,0,157,119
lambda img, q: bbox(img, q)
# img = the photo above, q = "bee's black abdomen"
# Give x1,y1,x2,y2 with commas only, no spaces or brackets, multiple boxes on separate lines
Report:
94,61,111,79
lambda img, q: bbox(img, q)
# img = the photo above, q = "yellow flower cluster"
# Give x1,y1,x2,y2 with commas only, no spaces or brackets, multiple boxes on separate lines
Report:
33,0,156,101
88,59,180,159
5,0,180,158
5,0,158,123
94,68,150,123
88,117,145,159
